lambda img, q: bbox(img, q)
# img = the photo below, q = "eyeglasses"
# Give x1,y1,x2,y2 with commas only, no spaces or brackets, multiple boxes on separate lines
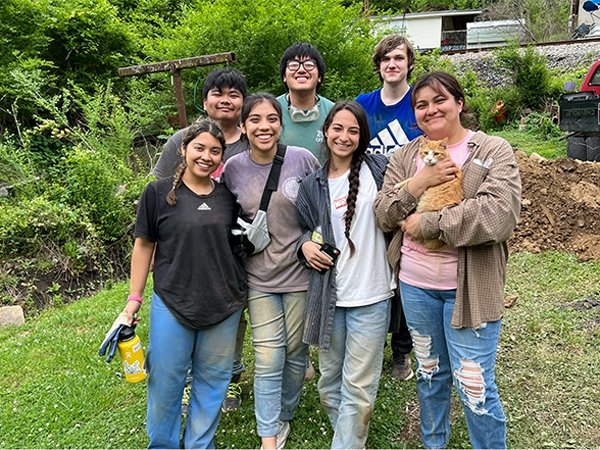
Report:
286,59,317,72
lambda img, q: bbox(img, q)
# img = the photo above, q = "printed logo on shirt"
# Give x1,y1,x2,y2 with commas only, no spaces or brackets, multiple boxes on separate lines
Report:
333,195,347,209
281,177,300,202
367,119,409,157
197,203,211,211
316,130,325,143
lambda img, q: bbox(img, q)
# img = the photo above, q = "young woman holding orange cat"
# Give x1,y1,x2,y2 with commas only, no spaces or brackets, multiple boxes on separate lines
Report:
296,101,395,449
375,71,521,449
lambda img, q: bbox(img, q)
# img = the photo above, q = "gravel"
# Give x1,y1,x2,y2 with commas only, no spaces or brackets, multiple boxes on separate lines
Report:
442,41,600,87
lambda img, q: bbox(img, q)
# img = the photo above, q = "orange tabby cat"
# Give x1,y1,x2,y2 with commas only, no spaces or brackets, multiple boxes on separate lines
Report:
402,137,463,250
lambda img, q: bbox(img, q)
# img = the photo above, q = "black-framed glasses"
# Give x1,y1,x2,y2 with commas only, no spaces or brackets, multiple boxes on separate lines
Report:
286,59,317,72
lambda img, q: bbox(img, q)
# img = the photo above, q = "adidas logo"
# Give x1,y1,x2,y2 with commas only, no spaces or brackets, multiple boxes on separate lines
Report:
197,203,211,211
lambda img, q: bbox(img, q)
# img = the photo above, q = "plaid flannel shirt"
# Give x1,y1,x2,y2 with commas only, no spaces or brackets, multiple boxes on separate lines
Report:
374,131,522,329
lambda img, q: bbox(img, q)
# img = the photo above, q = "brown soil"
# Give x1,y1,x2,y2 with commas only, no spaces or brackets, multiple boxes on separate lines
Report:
509,151,600,261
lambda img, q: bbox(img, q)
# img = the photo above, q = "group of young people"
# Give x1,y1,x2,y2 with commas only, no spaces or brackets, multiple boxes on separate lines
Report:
109,34,522,449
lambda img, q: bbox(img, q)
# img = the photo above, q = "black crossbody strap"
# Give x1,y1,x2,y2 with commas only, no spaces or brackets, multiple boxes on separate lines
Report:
258,144,286,212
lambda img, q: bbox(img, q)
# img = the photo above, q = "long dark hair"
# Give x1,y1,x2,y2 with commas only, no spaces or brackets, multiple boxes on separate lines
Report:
166,119,225,206
322,100,370,257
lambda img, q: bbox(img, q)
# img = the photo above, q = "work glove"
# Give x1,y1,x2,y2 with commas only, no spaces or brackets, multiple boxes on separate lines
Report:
98,312,132,363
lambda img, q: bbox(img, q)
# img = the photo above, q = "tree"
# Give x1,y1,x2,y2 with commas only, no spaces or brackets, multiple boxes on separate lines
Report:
482,0,571,42
154,0,379,101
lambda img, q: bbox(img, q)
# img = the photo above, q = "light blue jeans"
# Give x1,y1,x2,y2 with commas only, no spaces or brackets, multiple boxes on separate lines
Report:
247,289,308,437
146,292,242,449
400,282,507,449
318,299,390,449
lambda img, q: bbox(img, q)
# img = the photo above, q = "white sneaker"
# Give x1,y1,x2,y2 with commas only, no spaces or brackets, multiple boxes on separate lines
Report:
276,421,290,449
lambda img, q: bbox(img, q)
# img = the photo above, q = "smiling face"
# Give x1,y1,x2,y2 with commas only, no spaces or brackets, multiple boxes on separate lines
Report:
283,55,321,95
242,100,282,155
182,132,223,180
379,45,411,87
325,109,361,166
414,85,463,141
203,87,244,124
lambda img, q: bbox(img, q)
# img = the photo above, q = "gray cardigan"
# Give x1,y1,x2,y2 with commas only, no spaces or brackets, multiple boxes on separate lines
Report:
295,153,388,351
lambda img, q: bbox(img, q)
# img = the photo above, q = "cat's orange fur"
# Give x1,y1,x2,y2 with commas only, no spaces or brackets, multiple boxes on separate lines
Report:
403,137,463,250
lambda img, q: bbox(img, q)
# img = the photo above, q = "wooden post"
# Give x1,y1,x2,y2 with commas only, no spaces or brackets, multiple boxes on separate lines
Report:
118,52,236,129
171,69,187,129
570,0,579,34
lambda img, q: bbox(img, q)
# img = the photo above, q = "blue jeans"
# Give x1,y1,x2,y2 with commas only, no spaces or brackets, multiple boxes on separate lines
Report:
318,299,390,449
146,292,242,449
400,282,506,449
247,289,308,437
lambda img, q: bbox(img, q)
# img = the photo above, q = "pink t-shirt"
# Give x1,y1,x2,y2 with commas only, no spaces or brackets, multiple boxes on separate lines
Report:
399,131,474,290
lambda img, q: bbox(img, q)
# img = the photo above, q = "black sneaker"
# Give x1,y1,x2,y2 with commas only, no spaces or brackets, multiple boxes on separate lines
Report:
221,381,242,412
391,353,414,381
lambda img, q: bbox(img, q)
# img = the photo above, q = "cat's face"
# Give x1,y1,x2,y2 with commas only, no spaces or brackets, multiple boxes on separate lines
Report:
419,138,449,166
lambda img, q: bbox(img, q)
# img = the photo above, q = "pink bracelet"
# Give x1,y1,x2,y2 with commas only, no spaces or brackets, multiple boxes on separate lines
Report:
127,295,143,304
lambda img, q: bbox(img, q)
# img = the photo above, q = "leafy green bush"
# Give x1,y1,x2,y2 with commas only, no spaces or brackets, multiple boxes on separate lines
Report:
0,0,141,132
523,112,562,140
468,85,524,131
0,138,38,198
155,0,377,100
412,49,456,81
494,44,560,112
55,145,135,241
0,195,96,257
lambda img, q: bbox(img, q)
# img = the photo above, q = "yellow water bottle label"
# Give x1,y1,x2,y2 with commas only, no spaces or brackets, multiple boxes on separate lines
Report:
118,336,147,383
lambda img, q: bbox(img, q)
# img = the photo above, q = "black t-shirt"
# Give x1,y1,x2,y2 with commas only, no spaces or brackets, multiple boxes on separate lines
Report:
134,178,246,329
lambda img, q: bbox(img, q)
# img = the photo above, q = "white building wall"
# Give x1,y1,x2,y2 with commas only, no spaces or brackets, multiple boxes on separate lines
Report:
374,16,442,50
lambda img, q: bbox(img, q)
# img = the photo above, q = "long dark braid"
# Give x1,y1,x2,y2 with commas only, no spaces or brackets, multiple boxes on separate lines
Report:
166,160,187,206
344,152,364,257
165,118,225,206
322,100,371,258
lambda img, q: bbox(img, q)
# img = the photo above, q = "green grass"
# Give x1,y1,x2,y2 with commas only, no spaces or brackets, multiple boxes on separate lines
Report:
1,252,599,448
495,129,567,159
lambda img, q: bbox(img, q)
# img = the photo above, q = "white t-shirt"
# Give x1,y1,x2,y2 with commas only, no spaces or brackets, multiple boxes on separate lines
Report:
328,163,395,307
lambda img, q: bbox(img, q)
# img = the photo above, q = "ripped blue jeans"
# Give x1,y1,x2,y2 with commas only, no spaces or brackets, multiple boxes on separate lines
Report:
400,281,506,449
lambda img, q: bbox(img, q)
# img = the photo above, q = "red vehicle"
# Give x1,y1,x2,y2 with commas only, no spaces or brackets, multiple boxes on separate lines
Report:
580,60,600,95
558,60,600,161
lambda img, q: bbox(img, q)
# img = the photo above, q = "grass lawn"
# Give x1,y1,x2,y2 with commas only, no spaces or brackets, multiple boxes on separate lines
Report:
1,251,599,448
495,129,567,160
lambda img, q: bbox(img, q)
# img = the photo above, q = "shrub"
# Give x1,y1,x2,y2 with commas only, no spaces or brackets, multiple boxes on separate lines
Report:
0,138,38,199
0,195,96,258
56,145,135,241
494,44,560,111
154,0,377,101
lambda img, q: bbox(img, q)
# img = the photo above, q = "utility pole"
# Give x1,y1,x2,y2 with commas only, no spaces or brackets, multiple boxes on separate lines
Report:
118,52,236,129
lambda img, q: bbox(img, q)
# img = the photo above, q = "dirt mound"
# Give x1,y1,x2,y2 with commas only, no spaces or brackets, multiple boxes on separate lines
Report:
509,151,600,261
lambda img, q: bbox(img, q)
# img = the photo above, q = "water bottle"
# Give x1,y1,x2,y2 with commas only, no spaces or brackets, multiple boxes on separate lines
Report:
117,326,147,383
